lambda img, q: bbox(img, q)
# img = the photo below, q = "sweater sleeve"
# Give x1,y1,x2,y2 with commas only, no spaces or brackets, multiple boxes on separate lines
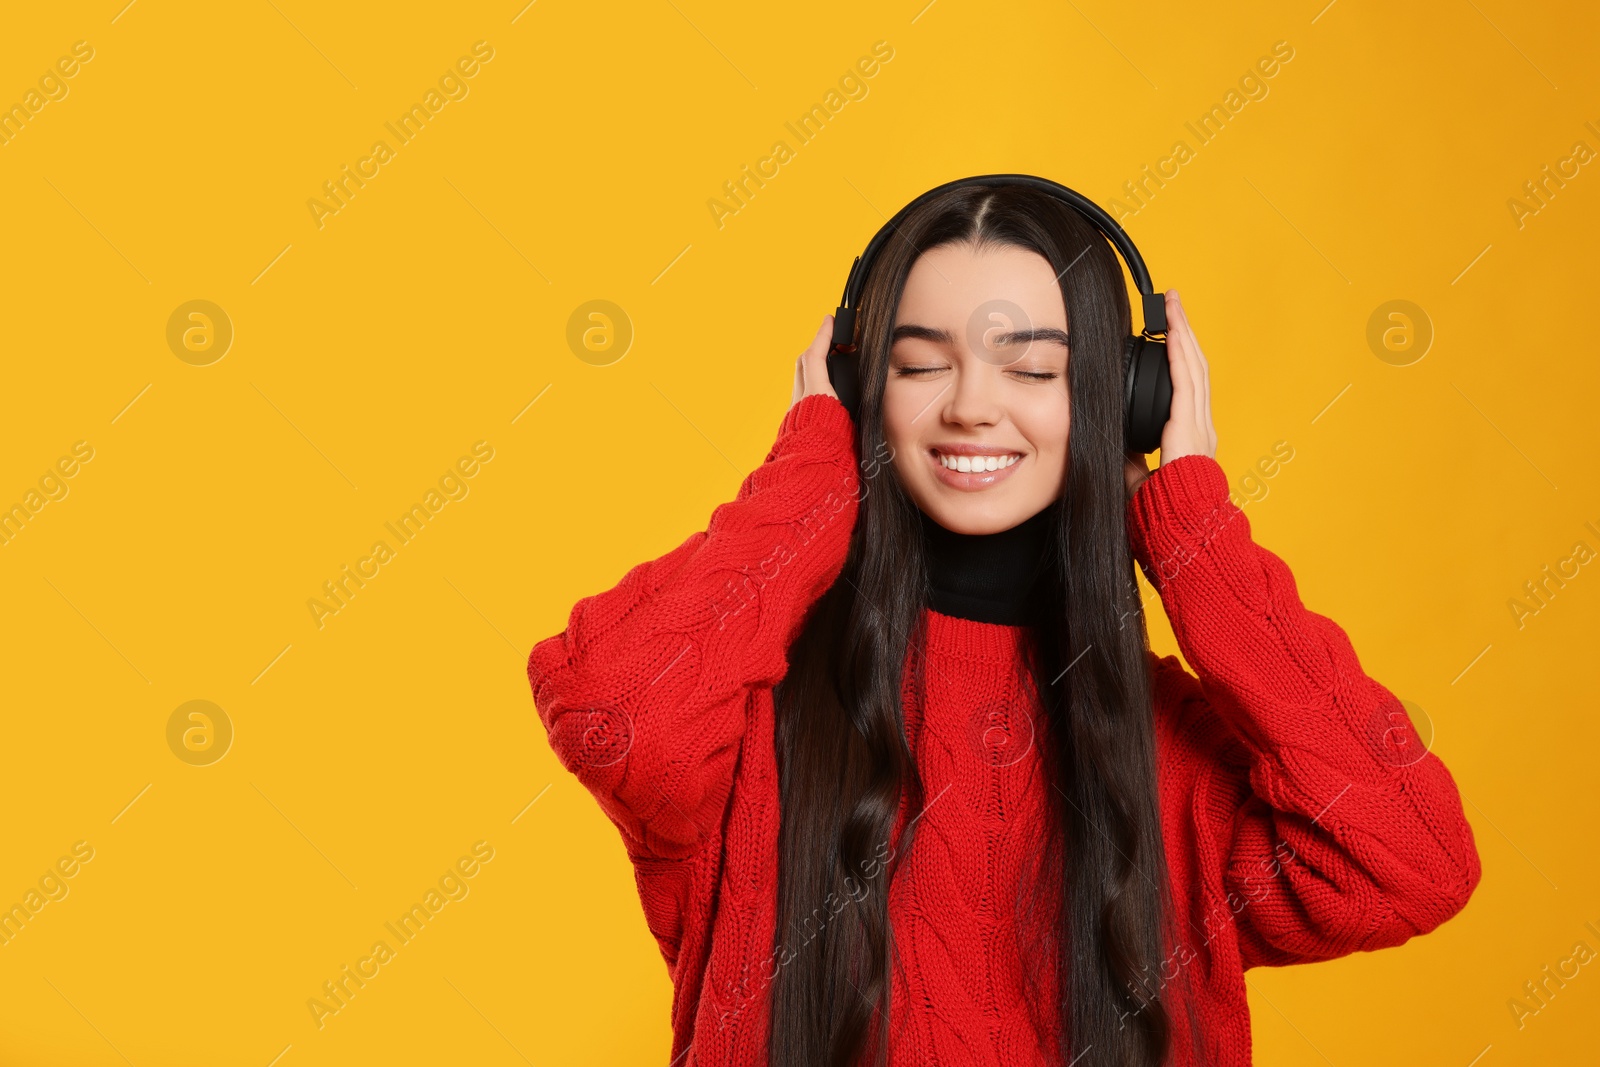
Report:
1128,454,1482,969
527,393,859,863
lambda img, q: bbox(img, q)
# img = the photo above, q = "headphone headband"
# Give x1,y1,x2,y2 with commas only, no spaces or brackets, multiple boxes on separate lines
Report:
831,173,1167,351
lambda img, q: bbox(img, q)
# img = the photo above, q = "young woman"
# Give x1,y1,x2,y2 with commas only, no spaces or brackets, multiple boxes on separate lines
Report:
526,183,1482,1067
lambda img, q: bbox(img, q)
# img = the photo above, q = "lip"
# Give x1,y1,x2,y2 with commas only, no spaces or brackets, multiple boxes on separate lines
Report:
927,446,1025,492
929,442,1021,456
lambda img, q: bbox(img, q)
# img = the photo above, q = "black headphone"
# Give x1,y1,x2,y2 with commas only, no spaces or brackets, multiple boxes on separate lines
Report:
825,173,1173,454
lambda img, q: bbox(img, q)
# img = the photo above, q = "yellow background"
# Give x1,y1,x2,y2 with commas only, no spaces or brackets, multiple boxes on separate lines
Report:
1,0,1595,1063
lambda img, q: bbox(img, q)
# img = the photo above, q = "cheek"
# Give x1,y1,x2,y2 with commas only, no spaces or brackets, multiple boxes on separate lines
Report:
880,383,920,454
1029,443,1067,486
1019,407,1070,484
879,387,931,495
1018,399,1070,456
884,430,921,486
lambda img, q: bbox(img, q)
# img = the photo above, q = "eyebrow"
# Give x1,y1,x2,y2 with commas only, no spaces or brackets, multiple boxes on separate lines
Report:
891,323,1070,348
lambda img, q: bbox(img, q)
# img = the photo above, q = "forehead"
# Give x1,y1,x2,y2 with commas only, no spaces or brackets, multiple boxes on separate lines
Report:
894,242,1068,329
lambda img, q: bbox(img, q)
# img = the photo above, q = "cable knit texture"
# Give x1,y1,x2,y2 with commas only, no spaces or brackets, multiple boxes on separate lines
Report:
527,393,1482,1066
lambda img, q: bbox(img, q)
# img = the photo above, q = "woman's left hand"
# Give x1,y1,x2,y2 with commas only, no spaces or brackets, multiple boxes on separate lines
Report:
1124,288,1219,501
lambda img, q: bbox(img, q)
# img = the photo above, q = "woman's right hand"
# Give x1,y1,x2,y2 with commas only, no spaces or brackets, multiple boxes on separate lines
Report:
792,314,840,407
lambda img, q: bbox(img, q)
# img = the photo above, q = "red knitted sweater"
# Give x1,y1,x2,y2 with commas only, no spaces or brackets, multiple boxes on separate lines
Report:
527,393,1481,1065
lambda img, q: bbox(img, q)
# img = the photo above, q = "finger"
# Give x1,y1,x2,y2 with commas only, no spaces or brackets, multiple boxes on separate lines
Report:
800,314,837,398
806,313,833,357
1170,291,1199,425
1163,290,1195,418
1170,290,1203,361
1184,310,1214,451
1170,292,1209,433
1168,290,1207,437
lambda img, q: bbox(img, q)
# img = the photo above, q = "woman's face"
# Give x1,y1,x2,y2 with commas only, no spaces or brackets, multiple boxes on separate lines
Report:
882,241,1071,535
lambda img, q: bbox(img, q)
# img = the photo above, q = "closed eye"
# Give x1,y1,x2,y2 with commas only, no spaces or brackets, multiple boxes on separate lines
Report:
894,366,1058,381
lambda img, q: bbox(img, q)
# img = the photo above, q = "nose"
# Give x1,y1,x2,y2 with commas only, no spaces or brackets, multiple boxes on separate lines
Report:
941,357,1003,429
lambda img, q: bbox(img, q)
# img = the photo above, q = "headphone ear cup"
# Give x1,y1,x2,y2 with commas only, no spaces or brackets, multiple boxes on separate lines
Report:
1123,335,1172,454
825,346,861,423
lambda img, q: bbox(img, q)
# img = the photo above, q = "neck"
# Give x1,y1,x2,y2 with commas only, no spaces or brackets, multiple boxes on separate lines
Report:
919,504,1055,627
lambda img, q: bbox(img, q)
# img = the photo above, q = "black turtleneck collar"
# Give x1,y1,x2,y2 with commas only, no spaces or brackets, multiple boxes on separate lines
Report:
919,504,1055,626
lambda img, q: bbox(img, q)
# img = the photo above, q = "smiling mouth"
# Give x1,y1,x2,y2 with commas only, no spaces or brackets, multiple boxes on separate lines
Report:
931,450,1022,473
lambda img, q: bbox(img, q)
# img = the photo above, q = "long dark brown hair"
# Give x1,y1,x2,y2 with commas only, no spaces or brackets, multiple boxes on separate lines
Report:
767,183,1206,1066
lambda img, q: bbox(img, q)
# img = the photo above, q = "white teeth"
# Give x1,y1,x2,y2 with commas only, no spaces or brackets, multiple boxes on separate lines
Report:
937,452,1019,472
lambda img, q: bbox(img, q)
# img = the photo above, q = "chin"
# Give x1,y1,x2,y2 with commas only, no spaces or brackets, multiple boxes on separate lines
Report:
920,490,1047,535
